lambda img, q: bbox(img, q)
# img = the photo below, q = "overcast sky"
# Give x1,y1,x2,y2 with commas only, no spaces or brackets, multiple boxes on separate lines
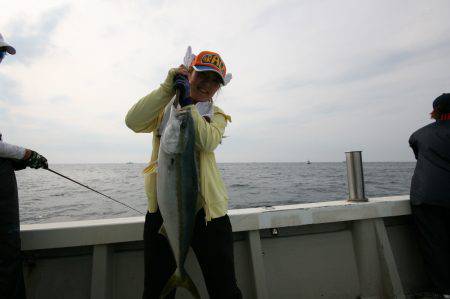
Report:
1,0,449,163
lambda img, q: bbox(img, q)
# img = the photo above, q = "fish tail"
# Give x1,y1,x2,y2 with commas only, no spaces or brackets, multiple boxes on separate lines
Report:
160,269,200,299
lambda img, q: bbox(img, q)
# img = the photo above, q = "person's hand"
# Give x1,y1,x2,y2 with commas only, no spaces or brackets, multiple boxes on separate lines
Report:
173,67,193,107
25,150,48,169
176,64,189,77
23,149,32,160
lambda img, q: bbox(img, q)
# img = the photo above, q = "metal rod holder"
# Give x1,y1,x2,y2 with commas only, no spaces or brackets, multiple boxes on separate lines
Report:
346,151,368,202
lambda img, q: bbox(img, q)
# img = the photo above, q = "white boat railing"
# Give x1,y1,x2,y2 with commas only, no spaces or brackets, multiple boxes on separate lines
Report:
20,195,415,299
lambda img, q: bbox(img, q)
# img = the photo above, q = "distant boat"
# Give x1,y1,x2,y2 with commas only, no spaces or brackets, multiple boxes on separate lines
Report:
306,160,311,164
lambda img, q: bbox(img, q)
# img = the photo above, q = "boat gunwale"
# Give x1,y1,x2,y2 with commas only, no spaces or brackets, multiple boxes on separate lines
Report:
20,195,411,250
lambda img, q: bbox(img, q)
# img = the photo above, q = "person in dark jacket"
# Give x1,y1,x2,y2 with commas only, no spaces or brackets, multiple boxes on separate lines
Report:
409,93,450,298
1,33,48,299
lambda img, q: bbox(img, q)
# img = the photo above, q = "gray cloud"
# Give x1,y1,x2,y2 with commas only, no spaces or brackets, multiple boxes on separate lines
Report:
6,5,70,65
278,38,450,92
336,40,450,85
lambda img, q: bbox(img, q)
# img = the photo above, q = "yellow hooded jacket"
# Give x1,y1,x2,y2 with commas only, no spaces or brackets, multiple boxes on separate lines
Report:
125,68,231,221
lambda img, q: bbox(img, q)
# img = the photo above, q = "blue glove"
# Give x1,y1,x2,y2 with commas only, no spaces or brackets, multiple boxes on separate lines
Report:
173,74,193,107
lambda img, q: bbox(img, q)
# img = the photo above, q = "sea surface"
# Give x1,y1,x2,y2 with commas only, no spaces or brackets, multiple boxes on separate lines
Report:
15,162,415,224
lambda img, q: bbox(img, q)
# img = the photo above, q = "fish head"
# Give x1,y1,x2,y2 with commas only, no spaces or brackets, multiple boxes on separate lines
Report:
160,108,192,154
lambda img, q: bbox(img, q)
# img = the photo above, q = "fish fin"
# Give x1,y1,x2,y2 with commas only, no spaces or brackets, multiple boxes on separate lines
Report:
160,270,200,299
158,224,167,238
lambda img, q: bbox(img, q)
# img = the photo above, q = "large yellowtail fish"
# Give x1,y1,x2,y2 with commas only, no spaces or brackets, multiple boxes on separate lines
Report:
157,99,200,299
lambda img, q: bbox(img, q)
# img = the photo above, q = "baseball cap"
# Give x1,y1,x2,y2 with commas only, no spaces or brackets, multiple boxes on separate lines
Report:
191,51,227,84
0,33,16,55
433,93,450,113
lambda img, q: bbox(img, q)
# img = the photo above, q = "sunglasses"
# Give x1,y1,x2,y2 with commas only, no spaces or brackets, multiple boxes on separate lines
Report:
0,51,7,60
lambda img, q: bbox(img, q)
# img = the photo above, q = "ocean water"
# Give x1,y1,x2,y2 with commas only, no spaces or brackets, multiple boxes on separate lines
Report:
15,162,415,224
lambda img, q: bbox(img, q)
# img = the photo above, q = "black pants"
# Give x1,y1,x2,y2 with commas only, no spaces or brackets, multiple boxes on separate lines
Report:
0,158,26,299
143,209,242,299
411,204,450,294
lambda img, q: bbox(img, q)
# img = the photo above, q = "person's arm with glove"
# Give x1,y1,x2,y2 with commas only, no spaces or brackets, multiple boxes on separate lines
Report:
9,149,48,171
0,139,48,170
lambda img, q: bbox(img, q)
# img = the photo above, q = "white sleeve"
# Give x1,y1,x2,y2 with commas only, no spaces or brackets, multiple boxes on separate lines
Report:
0,140,26,159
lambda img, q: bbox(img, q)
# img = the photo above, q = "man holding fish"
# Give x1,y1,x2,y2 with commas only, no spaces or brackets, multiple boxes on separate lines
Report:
126,47,242,298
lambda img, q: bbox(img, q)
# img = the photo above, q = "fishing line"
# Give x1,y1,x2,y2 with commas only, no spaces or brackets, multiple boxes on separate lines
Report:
46,168,144,215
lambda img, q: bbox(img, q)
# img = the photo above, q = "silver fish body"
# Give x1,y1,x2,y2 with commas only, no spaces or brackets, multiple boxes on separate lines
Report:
157,105,200,298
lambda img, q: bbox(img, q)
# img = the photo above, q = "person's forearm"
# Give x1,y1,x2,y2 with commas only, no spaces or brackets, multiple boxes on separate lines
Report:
125,68,177,133
0,141,27,159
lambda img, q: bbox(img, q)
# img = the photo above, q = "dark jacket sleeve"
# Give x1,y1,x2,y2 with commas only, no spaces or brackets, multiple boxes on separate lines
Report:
10,159,27,171
409,133,418,160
